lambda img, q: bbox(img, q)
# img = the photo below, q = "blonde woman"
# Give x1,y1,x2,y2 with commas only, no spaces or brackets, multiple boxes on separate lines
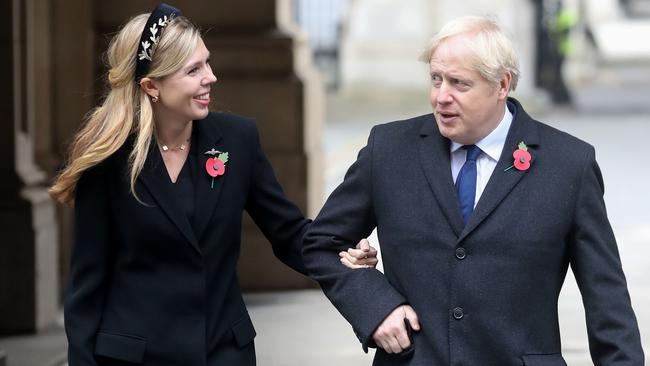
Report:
51,4,377,365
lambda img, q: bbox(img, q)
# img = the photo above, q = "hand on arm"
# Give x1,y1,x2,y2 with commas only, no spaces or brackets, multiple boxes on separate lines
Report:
372,305,420,353
339,238,379,269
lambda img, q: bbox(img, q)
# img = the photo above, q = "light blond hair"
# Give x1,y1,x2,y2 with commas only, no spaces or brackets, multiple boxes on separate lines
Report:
50,14,200,203
419,16,520,91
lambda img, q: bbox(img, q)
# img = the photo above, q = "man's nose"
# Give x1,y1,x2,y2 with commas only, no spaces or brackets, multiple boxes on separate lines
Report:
436,82,453,104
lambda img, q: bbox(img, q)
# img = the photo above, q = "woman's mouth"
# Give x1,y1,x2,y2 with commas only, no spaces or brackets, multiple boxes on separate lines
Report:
193,92,210,106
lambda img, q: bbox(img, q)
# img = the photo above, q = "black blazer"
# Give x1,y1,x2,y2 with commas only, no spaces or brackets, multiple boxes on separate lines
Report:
65,112,309,366
303,98,644,366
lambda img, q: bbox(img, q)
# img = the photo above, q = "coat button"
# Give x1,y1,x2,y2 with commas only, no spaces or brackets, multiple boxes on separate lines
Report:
455,247,466,260
453,307,464,320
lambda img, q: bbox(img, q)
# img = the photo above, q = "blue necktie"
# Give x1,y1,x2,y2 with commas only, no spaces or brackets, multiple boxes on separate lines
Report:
456,145,481,224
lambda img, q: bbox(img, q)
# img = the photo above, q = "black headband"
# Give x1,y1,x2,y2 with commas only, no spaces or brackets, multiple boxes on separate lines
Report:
135,3,182,81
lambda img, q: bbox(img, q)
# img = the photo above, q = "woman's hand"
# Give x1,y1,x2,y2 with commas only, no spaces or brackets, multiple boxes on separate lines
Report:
339,239,379,269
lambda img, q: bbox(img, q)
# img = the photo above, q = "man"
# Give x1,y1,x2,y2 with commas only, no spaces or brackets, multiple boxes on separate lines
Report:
303,16,644,365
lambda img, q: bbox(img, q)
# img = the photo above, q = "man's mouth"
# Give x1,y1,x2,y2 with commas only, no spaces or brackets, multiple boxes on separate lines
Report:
437,111,459,122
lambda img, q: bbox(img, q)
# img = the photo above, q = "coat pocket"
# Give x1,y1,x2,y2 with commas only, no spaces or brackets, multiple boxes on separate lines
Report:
522,353,567,366
94,331,147,364
231,313,257,348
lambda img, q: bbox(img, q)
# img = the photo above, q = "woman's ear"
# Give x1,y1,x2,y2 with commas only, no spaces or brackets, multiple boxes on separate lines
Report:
139,77,159,99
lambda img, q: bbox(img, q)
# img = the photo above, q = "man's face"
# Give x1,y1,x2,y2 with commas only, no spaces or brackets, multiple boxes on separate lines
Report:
429,35,510,145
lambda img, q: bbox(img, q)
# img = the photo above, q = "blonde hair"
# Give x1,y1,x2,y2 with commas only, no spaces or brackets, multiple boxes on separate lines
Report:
50,14,200,203
419,16,520,91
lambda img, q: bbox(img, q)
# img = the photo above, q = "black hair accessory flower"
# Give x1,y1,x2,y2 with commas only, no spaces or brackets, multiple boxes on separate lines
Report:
134,3,182,81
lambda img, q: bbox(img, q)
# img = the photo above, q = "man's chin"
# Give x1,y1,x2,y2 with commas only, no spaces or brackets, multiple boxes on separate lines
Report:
436,123,455,140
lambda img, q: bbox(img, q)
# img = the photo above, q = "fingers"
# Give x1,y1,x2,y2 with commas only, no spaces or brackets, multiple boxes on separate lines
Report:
354,239,379,258
372,305,413,354
338,239,380,268
374,332,404,353
355,238,371,251
340,255,370,269
403,305,421,331
347,247,369,260
339,251,378,268
349,246,378,259
384,336,404,354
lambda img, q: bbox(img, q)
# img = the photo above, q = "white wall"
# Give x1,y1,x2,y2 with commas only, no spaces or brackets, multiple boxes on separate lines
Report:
340,0,537,98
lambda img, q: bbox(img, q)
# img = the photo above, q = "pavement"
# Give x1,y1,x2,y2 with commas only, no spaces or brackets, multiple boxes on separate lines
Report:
1,88,648,365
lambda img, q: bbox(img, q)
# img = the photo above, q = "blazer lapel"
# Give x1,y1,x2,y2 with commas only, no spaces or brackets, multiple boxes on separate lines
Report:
417,115,465,237
458,98,540,243
193,114,226,241
139,144,201,254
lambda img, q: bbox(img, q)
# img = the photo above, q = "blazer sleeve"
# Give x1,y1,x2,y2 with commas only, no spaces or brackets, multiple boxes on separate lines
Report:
302,127,407,352
568,146,645,365
244,123,311,275
64,164,114,366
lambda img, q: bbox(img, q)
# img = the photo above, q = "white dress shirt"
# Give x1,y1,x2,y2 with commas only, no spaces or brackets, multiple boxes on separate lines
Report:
450,104,513,208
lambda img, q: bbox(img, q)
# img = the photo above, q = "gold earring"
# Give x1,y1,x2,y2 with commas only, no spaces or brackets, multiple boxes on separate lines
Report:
151,95,159,103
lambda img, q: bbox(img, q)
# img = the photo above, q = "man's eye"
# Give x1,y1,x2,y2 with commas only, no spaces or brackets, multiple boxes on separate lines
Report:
454,80,470,88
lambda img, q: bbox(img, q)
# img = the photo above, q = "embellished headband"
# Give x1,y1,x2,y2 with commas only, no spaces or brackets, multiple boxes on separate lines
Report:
134,3,182,81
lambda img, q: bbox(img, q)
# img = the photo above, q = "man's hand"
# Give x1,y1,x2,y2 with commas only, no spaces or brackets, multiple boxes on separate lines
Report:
339,239,379,269
373,305,420,353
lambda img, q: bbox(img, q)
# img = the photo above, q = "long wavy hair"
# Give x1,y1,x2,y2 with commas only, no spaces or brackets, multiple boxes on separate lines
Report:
50,14,200,203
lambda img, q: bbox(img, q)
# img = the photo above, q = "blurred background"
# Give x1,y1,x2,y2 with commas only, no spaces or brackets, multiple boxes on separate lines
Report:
1,0,648,365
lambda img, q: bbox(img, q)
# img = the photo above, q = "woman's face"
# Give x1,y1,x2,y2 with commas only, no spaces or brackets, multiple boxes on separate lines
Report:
153,38,217,124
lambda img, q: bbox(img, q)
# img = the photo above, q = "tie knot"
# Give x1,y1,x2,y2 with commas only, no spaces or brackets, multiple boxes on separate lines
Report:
463,145,481,161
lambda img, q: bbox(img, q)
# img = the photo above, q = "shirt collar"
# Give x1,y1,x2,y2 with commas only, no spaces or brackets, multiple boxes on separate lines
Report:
450,103,513,162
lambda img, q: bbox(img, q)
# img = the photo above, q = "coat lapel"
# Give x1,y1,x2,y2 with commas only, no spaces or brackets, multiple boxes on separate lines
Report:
193,114,226,241
458,98,540,243
139,143,201,254
417,115,465,237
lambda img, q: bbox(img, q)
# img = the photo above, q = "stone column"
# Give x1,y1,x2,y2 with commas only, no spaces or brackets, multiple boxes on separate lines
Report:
0,0,59,335
50,0,95,303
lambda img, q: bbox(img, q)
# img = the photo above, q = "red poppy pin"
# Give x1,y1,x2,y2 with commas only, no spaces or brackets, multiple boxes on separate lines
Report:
204,149,229,188
504,142,532,172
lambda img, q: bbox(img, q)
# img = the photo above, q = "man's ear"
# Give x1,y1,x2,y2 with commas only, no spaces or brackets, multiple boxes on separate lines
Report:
139,77,159,99
497,72,512,100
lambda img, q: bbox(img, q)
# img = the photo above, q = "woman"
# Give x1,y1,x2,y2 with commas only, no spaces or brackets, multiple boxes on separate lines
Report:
50,4,377,365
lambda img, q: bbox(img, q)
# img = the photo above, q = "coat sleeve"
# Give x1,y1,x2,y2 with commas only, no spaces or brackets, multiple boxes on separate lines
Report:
244,123,311,275
64,164,114,366
569,146,645,365
302,127,407,352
